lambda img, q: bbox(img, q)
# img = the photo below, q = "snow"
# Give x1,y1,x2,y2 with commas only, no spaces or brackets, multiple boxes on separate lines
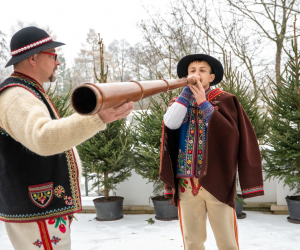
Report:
1,211,300,250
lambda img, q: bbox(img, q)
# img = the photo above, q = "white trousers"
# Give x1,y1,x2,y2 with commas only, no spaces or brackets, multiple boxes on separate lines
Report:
178,178,239,250
5,216,72,250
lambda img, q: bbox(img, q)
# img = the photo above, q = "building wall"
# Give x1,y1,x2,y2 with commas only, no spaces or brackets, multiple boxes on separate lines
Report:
113,170,154,206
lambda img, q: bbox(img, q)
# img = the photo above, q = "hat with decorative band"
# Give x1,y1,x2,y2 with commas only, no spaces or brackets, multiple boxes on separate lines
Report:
177,54,224,86
5,26,65,68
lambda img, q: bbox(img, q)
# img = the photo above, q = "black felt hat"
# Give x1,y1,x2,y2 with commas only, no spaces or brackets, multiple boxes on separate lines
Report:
5,26,65,68
177,54,224,86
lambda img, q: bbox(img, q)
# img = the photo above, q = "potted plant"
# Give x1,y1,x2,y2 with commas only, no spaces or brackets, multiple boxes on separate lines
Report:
262,20,300,224
78,117,134,221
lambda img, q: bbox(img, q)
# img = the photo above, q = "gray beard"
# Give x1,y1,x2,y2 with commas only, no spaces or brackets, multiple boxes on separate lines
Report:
49,70,57,82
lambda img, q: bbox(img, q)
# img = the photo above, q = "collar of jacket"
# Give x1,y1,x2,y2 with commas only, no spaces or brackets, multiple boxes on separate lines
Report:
10,71,45,93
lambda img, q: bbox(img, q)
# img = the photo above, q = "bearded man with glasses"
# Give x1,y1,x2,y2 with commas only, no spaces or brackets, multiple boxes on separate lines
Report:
0,26,134,250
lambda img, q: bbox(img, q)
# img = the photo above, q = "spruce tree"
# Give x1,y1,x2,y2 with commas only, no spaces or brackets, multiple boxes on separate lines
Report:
46,81,74,118
77,33,134,199
77,118,134,198
262,19,300,194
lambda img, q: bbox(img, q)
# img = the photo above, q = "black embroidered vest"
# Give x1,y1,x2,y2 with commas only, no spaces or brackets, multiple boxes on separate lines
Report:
0,72,82,222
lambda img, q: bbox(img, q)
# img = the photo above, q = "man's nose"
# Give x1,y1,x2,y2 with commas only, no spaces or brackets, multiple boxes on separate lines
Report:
56,58,61,66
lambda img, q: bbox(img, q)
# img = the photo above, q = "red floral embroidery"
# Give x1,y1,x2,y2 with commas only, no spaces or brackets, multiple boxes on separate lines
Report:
191,130,195,134
198,150,202,154
48,218,55,225
48,216,67,234
59,224,66,233
179,179,188,193
188,150,192,154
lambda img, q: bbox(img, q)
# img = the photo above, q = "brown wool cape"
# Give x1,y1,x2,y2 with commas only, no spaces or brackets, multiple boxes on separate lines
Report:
159,89,264,208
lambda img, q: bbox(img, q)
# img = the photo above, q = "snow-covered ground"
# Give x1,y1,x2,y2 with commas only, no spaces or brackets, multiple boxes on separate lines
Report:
1,211,299,250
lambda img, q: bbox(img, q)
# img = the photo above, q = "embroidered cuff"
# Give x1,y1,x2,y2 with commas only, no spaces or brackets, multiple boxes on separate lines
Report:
199,101,215,124
242,186,264,199
164,188,173,198
176,86,193,107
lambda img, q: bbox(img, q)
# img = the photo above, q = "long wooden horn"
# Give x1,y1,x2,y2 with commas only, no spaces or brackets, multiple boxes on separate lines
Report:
71,78,196,115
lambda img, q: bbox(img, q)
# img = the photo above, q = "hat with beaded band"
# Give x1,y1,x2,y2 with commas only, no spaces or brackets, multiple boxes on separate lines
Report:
177,54,224,86
5,26,65,68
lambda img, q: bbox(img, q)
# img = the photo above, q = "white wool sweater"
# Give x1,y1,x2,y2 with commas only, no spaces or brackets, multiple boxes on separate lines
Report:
0,86,106,178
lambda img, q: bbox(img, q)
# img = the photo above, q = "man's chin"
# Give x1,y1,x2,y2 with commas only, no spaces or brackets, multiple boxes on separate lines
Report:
49,73,57,82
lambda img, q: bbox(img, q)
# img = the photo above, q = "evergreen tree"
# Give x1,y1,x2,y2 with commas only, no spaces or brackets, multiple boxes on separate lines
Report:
46,82,74,118
77,33,134,199
77,118,134,198
262,20,300,194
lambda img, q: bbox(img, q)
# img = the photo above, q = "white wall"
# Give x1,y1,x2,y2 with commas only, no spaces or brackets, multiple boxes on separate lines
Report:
113,170,154,206
81,163,297,207
276,180,296,205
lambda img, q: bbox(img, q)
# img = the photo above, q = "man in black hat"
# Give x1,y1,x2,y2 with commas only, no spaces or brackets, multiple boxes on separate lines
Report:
0,26,133,250
159,54,264,250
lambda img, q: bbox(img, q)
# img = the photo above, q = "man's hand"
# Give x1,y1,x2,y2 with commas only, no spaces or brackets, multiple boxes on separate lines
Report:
187,74,206,105
97,102,134,124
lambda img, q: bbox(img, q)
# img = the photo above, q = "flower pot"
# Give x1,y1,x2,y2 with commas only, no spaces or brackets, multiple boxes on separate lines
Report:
151,196,178,221
93,196,124,221
235,194,246,219
286,195,300,224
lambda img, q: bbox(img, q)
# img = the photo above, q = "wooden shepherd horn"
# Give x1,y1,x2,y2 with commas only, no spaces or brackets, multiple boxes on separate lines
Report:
71,78,196,115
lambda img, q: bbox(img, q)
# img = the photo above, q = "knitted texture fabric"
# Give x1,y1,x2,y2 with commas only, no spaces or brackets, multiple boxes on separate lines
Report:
176,86,193,107
199,101,215,126
0,87,105,156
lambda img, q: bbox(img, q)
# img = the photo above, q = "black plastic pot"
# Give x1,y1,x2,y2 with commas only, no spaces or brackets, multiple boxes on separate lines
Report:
286,196,300,224
151,196,178,221
93,196,124,221
235,194,246,219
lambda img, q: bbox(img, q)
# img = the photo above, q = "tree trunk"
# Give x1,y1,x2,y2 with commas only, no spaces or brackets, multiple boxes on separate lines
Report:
85,175,88,196
104,171,109,199
276,39,284,86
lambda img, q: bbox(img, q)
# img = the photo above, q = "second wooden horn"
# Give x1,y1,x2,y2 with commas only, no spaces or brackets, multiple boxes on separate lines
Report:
71,78,196,115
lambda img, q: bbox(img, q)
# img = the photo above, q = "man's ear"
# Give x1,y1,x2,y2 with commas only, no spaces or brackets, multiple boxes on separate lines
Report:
28,55,37,66
210,73,215,82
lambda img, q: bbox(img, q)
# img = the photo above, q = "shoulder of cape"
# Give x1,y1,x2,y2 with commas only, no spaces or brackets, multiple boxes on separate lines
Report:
207,88,235,102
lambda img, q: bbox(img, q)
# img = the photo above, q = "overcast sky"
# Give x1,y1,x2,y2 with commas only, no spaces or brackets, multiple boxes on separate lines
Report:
0,0,171,67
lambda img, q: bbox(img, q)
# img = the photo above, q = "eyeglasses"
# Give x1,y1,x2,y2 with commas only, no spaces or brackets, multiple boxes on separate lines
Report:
39,51,58,61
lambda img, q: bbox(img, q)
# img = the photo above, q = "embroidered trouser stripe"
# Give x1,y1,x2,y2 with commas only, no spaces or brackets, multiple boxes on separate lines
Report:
233,209,239,250
178,200,186,250
37,220,53,250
